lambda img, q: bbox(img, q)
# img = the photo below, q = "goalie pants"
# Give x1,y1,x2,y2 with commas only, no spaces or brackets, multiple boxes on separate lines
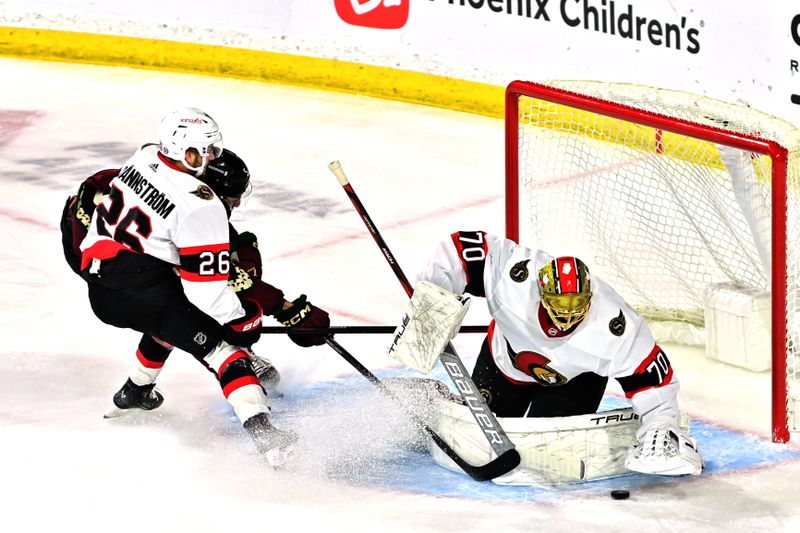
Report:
84,250,225,359
472,336,608,418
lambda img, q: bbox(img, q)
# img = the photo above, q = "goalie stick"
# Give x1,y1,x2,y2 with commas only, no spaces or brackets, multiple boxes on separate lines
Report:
327,160,520,479
323,336,519,482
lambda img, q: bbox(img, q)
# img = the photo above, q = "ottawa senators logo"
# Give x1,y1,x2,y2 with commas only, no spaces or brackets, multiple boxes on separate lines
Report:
190,184,214,200
609,310,626,336
509,260,530,282
511,348,567,386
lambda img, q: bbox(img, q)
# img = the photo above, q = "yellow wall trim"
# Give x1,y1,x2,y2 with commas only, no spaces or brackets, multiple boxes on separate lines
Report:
0,26,505,118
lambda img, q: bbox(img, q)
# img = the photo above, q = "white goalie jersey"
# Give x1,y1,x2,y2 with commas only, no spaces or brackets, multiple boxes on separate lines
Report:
417,231,680,429
80,144,244,325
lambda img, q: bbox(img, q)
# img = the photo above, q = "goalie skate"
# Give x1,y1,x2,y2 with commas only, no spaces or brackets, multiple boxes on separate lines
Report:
103,378,164,419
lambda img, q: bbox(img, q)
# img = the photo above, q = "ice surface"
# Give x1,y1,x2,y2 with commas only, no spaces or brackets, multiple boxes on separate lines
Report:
1,58,799,532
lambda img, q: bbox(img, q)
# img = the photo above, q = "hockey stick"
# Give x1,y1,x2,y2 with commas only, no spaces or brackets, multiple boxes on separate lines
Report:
327,160,520,478
260,325,488,335
323,336,519,482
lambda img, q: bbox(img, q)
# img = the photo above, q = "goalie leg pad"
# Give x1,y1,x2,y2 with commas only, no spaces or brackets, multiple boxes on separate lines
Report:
427,394,645,484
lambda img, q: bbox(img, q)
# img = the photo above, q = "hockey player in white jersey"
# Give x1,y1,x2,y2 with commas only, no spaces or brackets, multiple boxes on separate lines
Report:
62,148,330,393
72,107,319,467
416,231,703,476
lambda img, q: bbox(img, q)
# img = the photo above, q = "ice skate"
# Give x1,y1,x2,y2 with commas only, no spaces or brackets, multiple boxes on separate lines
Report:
251,354,282,397
243,412,298,469
103,378,164,419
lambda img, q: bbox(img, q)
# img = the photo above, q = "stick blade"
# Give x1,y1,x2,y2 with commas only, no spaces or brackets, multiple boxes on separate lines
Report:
467,449,522,482
428,431,521,482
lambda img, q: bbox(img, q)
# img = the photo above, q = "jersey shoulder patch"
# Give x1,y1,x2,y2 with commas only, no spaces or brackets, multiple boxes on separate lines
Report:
190,184,215,201
509,259,530,282
609,310,626,336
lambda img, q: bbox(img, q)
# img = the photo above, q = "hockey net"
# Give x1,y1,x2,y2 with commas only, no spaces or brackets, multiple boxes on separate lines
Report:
506,80,800,442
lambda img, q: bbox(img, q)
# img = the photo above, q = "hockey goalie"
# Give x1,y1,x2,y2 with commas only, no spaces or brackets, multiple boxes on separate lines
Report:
387,231,703,484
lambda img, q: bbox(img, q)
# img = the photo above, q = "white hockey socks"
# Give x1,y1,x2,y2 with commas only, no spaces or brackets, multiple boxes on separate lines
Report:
204,341,270,423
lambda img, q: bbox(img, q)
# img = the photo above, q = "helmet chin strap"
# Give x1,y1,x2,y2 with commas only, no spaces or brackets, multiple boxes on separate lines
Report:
184,154,209,177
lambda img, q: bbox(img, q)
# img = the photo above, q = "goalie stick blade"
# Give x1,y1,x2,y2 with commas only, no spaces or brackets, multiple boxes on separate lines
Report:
466,449,522,482
428,432,521,482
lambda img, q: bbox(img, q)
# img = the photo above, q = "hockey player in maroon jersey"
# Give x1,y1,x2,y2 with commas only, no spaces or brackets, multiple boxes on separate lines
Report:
416,231,703,476
202,148,330,385
61,108,327,467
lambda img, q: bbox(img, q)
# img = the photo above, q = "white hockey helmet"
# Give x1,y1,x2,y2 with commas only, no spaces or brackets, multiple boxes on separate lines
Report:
158,107,223,176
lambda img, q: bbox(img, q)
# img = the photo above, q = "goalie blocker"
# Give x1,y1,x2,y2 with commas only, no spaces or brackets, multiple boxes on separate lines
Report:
387,281,471,374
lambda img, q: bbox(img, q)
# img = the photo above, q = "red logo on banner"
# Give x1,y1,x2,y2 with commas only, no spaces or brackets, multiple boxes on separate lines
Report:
334,0,410,29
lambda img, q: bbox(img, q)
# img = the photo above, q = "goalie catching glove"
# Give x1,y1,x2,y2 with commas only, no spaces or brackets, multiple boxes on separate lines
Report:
274,294,330,347
387,281,471,374
624,418,703,476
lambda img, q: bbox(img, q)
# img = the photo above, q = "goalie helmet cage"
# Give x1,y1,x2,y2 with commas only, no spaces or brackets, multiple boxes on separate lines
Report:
504,80,800,443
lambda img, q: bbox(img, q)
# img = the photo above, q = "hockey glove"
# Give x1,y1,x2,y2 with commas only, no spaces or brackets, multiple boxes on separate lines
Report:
224,299,263,347
238,279,285,316
273,294,330,347
231,231,262,279
624,420,703,476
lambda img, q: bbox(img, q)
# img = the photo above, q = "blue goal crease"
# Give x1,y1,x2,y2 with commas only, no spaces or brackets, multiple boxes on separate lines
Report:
271,365,800,503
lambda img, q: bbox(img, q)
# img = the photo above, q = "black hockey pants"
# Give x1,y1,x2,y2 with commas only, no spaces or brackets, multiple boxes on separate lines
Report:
84,251,224,358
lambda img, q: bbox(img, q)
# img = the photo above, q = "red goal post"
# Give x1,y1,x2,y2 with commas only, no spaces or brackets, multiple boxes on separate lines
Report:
505,80,799,442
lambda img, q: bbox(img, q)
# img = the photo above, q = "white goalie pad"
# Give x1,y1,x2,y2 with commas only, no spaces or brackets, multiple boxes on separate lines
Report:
386,281,471,374
425,390,691,484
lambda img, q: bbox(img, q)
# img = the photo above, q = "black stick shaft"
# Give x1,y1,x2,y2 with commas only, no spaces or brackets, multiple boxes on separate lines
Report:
260,325,488,335
329,160,413,296
342,183,414,296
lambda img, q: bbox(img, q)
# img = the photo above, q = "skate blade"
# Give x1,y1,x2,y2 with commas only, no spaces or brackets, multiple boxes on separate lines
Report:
265,446,297,470
103,406,127,419
103,406,151,419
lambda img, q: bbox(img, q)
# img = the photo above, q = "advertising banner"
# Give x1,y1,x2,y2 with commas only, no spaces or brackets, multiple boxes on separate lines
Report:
1,0,798,125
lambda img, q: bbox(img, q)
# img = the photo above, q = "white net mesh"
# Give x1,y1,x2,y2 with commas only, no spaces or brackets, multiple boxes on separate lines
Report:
511,81,800,438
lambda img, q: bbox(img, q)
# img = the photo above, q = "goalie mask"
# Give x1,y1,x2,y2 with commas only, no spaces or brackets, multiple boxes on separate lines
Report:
538,257,592,330
204,149,252,200
158,107,223,176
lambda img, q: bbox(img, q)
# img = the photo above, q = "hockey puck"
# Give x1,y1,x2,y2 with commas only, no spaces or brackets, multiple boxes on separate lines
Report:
610,490,630,500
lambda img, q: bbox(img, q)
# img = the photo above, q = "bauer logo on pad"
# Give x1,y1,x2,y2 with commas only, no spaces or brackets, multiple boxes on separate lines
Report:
334,0,410,29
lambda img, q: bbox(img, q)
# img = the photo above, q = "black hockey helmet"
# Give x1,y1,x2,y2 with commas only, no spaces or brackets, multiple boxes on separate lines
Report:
204,148,251,199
